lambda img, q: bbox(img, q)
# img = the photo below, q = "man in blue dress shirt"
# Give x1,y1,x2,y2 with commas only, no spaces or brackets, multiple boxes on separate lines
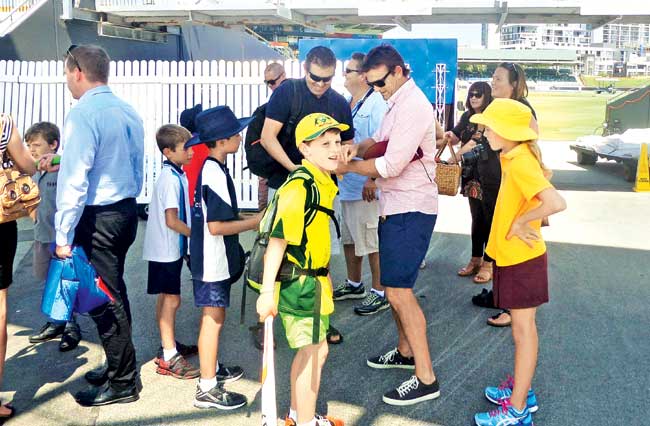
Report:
54,45,144,406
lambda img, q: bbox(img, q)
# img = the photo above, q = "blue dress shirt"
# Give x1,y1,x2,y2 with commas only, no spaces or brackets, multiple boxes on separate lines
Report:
55,86,144,246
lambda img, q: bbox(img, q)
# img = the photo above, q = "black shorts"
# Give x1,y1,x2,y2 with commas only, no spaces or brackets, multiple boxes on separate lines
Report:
147,258,184,295
0,221,18,290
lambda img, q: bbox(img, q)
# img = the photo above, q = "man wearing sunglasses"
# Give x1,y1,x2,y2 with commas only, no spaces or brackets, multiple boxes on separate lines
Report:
55,44,143,407
335,44,440,407
333,52,388,316
260,46,354,193
263,62,286,91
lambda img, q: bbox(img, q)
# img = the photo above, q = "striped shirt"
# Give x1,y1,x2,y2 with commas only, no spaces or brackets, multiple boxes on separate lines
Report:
1,114,14,169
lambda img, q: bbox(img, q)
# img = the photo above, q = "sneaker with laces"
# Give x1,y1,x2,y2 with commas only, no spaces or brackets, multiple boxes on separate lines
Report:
284,413,344,426
156,353,200,379
154,340,199,365
474,398,533,426
333,281,366,301
382,375,440,406
367,348,415,370
354,291,390,316
484,375,538,413
193,383,247,410
216,363,244,383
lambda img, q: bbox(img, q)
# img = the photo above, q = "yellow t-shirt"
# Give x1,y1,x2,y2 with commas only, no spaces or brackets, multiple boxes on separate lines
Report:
485,144,553,267
269,160,338,316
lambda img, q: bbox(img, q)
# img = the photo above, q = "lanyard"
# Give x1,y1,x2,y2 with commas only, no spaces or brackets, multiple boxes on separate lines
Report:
351,88,374,119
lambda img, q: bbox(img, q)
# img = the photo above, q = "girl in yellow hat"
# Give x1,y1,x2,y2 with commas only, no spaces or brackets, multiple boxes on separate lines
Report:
469,98,566,426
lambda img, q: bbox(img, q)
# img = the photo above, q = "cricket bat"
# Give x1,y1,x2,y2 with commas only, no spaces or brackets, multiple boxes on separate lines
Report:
261,316,277,426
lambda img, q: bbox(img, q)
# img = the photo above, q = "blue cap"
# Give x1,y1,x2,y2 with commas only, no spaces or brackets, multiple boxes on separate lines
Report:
184,105,253,148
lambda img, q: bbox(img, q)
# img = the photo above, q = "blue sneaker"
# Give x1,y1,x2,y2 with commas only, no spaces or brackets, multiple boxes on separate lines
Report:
474,399,533,426
484,375,538,413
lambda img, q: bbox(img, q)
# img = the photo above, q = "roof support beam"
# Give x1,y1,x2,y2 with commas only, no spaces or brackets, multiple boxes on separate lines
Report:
496,1,509,32
393,16,411,32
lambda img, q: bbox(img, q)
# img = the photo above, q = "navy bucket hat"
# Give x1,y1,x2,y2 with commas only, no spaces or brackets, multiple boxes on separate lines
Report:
185,105,253,148
179,103,202,133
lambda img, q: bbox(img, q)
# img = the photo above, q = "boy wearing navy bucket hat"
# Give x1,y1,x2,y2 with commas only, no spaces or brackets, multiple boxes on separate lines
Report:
186,106,262,410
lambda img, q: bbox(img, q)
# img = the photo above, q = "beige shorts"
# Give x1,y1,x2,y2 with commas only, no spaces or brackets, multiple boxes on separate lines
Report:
339,199,380,257
33,241,52,282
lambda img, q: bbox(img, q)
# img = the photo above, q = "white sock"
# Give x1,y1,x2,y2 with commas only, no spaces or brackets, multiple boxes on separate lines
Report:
162,347,178,362
297,419,316,426
346,278,362,288
370,288,385,298
288,408,298,421
199,376,217,392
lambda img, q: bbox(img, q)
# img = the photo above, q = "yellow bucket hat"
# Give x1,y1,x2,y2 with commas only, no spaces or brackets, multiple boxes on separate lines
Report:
295,113,349,147
470,98,538,142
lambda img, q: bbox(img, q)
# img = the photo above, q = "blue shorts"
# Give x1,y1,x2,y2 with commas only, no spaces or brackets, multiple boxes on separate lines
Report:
193,279,231,308
379,212,436,289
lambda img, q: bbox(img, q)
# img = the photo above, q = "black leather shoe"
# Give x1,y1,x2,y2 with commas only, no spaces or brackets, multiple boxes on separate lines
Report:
74,382,139,407
59,321,82,352
85,365,109,386
29,322,65,344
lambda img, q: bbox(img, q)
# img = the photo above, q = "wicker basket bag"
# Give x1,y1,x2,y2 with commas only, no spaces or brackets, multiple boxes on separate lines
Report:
434,141,462,196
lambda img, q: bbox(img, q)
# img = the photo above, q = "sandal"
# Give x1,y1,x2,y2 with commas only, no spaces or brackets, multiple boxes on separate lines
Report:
458,258,481,276
473,262,493,284
487,310,511,327
326,325,343,345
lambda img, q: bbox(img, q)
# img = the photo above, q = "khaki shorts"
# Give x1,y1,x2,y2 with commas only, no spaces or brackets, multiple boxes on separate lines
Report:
33,241,52,282
339,199,380,257
279,312,329,349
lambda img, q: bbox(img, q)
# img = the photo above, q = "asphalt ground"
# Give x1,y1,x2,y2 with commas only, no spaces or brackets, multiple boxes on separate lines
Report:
2,141,649,425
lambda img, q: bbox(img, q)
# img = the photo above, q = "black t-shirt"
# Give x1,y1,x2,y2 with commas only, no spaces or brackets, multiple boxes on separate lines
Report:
265,78,355,188
452,110,501,188
451,98,537,189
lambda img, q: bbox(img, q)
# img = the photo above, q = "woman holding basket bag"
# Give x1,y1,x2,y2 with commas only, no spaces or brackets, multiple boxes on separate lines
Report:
0,113,42,419
443,82,496,284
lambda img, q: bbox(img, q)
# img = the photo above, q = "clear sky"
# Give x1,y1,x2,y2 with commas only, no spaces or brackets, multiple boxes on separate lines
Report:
384,24,483,47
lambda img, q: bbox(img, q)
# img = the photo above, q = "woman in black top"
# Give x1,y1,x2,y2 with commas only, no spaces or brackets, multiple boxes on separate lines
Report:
445,81,497,284
478,62,539,328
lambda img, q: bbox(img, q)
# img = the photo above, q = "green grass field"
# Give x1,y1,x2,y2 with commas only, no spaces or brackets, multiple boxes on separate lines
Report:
580,76,650,89
455,90,615,141
528,91,614,141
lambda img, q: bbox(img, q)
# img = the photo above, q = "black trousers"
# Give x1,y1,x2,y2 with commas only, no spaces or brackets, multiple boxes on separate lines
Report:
73,198,138,390
468,185,499,262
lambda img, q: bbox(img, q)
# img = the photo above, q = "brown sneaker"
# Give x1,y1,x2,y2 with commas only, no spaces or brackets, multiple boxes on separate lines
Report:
154,341,198,365
156,353,200,379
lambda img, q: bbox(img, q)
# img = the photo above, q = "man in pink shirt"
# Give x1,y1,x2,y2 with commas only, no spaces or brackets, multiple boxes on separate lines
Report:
336,44,440,406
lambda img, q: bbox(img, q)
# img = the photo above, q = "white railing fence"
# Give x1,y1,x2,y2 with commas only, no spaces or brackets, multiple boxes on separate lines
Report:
0,59,356,209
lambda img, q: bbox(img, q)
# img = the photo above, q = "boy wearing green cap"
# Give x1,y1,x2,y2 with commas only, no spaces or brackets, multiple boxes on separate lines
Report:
256,113,346,426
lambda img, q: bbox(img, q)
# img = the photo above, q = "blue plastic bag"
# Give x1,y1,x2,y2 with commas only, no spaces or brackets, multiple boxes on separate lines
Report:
40,246,113,321
41,257,78,322
72,247,113,313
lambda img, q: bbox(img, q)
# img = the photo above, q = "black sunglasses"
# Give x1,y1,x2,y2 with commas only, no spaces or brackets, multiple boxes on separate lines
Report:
366,70,392,88
308,70,334,83
469,92,483,98
345,68,360,74
502,62,519,79
66,44,81,72
264,72,285,86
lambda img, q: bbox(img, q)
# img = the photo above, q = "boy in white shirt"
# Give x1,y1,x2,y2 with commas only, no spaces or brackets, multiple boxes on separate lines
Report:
143,124,199,379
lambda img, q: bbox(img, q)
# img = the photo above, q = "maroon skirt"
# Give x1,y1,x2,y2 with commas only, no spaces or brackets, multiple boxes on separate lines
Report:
493,253,549,309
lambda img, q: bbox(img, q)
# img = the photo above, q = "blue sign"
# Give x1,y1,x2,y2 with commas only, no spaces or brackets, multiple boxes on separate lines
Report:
298,38,458,105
